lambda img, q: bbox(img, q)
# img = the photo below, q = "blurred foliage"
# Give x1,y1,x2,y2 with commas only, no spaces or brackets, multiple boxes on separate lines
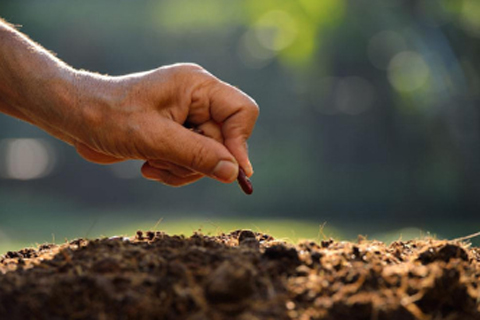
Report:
152,0,345,68
242,0,345,68
1,0,480,248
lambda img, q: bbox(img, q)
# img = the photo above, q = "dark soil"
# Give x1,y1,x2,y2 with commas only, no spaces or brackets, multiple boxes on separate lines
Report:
1,230,479,320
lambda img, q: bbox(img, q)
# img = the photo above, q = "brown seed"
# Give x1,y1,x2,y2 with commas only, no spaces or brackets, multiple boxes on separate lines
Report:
189,125,253,195
237,167,253,195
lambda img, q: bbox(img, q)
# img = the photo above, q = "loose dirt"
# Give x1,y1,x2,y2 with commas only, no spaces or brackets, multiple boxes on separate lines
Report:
0,230,479,320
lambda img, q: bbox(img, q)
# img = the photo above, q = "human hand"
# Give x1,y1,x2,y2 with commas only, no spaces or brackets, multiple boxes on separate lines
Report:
0,23,258,187
72,63,259,186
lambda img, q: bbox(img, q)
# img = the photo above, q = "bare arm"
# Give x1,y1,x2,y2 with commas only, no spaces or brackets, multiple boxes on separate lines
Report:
0,19,259,186
0,20,79,143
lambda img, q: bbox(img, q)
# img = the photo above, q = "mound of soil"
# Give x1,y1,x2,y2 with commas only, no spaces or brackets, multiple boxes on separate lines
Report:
0,230,479,320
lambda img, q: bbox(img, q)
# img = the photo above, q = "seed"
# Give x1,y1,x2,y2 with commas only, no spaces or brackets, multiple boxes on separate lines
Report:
237,167,253,195
189,125,253,195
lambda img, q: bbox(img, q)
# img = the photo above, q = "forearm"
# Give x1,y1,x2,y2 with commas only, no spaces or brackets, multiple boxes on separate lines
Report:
0,19,77,131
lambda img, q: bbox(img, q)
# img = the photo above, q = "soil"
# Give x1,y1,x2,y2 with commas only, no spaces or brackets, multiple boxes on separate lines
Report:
0,230,479,320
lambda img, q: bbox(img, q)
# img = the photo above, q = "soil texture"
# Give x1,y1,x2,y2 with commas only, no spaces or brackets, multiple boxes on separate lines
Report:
0,230,479,320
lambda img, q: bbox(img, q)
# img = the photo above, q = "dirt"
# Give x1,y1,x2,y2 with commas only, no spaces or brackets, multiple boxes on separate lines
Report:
0,230,479,320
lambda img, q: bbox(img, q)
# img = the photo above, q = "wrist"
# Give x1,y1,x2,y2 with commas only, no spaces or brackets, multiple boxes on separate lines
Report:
22,67,79,135
69,71,110,143
70,71,133,147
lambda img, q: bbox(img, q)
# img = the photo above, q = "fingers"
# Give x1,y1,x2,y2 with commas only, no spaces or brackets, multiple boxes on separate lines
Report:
71,64,258,189
148,159,198,177
146,121,239,183
195,120,223,144
180,66,258,176
75,141,124,164
208,82,259,177
75,142,203,186
141,162,203,186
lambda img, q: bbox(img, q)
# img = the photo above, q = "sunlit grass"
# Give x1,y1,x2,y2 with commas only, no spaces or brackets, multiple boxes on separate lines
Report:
111,218,342,244
1,204,477,255
0,215,342,254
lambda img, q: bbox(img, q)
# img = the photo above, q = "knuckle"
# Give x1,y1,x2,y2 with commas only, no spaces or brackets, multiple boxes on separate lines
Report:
245,96,260,114
251,102,260,118
177,62,205,74
185,62,204,71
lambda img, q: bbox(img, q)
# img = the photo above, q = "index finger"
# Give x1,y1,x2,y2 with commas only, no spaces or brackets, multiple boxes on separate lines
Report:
208,82,259,176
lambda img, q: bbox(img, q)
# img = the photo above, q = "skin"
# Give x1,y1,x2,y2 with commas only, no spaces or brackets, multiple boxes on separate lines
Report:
0,19,259,186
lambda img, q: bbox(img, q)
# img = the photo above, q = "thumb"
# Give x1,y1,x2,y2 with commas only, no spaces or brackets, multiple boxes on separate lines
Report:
152,122,239,183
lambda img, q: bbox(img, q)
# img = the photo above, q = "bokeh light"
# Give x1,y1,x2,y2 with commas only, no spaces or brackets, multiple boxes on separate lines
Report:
0,139,56,180
237,29,276,69
388,51,430,92
254,10,298,52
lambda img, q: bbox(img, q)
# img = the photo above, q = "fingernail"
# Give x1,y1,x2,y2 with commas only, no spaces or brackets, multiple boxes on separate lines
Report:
212,160,238,182
245,160,254,177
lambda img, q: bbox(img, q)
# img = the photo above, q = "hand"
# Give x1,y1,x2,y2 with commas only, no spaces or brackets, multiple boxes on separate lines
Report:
72,63,259,186
0,22,258,187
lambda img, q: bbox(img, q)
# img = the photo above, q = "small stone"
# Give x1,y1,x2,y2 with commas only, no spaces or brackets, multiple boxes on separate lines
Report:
238,230,256,244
